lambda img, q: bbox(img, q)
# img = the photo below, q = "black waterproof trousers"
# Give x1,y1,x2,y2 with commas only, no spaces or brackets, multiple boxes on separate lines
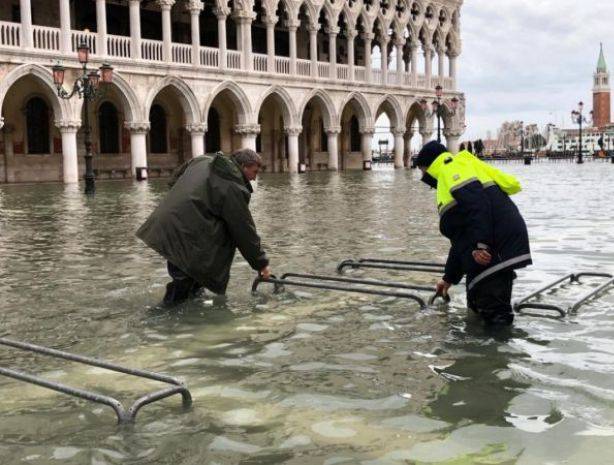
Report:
467,271,516,326
163,262,204,305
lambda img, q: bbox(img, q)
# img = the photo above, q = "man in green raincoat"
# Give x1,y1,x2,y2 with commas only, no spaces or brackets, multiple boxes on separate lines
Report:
137,149,271,304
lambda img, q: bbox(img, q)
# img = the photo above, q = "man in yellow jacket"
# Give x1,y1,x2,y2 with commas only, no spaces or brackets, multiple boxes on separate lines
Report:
416,141,532,326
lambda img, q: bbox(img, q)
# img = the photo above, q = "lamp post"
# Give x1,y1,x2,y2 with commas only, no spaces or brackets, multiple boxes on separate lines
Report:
52,43,113,194
570,101,592,165
420,85,459,144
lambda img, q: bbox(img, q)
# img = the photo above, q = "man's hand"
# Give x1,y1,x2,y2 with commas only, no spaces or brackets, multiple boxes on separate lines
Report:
259,266,272,280
436,279,452,297
472,249,492,266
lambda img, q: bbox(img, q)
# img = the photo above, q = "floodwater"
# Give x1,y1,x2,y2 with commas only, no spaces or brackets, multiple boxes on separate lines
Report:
0,162,614,465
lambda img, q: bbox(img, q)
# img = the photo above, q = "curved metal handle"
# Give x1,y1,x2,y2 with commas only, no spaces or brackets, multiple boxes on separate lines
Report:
336,260,358,274
428,291,451,305
251,275,283,294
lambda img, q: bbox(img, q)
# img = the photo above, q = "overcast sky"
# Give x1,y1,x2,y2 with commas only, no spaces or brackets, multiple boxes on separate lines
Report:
459,0,614,141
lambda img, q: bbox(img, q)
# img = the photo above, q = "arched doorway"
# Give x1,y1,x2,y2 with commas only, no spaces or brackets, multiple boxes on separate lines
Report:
205,85,251,154
257,92,293,173
0,72,63,183
339,96,370,170
25,97,50,154
299,94,334,170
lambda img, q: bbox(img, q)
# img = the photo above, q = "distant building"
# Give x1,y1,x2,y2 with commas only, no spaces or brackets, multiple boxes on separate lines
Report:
545,45,614,155
593,43,611,129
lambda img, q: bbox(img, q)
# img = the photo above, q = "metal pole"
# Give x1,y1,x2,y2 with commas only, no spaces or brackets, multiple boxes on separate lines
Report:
437,106,441,143
578,117,583,164
82,69,95,194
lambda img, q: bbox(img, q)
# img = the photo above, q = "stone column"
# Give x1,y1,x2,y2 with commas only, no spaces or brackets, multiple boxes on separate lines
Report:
437,46,445,78
444,129,462,154
215,9,227,69
362,32,373,83
235,124,260,151
285,126,302,173
20,0,33,49
360,127,374,162
125,122,150,176
327,27,339,79
380,36,389,85
424,42,433,87
234,12,253,71
420,129,433,145
188,0,203,66
56,121,80,183
129,0,142,59
159,0,175,63
326,126,340,170
186,123,206,157
95,0,108,56
403,131,413,167
2,123,15,183
448,52,458,89
265,15,277,73
410,44,419,86
60,0,72,54
309,25,318,78
347,30,356,81
394,38,406,85
393,128,405,169
288,21,298,75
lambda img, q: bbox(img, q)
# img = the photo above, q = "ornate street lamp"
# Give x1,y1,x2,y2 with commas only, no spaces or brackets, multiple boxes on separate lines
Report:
51,42,114,194
570,101,592,164
421,85,459,144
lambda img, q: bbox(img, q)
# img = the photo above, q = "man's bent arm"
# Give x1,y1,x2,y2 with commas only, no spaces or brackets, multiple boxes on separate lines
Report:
221,186,269,271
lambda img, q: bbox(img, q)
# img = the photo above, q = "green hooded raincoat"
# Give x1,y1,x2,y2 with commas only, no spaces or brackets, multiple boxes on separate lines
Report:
136,154,269,294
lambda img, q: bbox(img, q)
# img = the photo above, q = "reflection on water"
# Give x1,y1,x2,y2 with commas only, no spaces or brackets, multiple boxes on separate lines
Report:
1,163,614,464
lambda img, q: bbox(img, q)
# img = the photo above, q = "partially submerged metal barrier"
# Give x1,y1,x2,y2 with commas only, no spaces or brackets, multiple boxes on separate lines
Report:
0,338,192,424
337,258,446,275
514,272,614,318
252,273,450,308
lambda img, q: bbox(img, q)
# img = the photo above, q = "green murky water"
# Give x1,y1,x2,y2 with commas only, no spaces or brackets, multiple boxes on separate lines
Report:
0,162,614,464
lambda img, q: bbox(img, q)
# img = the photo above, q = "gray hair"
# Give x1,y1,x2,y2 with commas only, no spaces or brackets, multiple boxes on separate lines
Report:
231,149,262,167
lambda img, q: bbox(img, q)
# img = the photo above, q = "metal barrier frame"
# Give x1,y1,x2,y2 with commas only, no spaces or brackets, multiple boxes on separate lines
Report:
514,272,614,318
0,338,192,424
337,258,446,275
252,273,450,308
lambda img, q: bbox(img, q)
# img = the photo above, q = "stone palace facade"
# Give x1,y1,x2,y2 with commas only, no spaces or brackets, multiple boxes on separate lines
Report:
0,0,465,183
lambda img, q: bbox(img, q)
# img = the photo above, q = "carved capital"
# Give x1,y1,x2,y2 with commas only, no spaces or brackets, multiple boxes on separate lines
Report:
393,128,406,137
325,126,342,135
264,15,278,26
125,121,151,134
285,126,303,136
346,29,358,39
234,124,260,135
394,37,407,47
443,127,464,138
361,32,374,42
213,6,230,18
233,10,256,22
158,0,175,11
325,26,340,36
359,126,375,136
307,24,320,34
186,123,207,134
186,0,204,13
55,120,81,132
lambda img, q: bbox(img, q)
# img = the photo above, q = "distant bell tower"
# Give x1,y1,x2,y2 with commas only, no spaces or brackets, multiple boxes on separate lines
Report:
593,43,611,128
